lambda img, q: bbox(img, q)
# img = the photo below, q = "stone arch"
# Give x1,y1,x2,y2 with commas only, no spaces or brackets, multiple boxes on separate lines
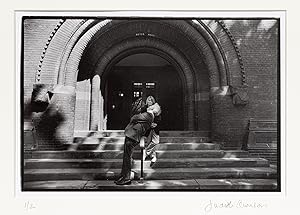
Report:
192,19,247,88
37,19,246,93
40,19,244,131
62,19,223,90
59,19,232,132
30,18,251,147
89,37,196,130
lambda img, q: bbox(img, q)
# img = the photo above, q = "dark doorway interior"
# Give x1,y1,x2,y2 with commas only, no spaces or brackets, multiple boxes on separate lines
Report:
106,53,184,130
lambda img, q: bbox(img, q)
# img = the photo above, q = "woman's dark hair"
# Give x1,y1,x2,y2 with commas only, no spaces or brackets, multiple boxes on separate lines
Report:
131,97,146,116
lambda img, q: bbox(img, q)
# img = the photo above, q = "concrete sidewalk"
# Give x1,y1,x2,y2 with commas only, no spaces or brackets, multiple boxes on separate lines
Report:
23,178,278,191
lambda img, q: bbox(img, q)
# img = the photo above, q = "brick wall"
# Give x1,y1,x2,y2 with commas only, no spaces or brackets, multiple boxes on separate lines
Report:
224,20,278,120
23,19,87,146
211,95,251,148
23,19,278,149
23,19,60,119
203,20,245,87
210,20,278,148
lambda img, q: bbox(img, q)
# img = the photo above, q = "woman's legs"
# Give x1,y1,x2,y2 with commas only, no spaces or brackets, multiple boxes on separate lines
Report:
145,130,159,164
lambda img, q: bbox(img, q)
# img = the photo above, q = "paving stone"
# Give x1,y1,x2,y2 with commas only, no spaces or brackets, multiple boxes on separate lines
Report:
23,180,88,190
195,178,278,190
24,157,270,169
24,167,277,181
84,179,199,190
23,179,277,191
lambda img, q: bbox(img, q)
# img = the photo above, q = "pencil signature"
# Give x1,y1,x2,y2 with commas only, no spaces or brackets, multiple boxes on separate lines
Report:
204,200,267,213
24,201,36,211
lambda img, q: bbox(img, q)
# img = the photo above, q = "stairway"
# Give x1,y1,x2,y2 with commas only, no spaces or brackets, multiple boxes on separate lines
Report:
23,131,278,190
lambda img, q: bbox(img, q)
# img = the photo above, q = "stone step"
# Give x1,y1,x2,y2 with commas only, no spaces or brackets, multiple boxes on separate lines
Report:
73,136,210,144
23,179,277,190
24,150,250,159
39,142,220,151
249,153,278,157
193,178,277,190
250,153,278,157
159,131,211,137
23,167,277,181
24,157,270,169
248,143,277,148
252,156,277,163
248,149,277,153
74,130,211,138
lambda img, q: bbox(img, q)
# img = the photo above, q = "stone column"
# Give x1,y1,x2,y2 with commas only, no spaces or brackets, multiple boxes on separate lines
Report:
89,75,100,131
99,91,104,130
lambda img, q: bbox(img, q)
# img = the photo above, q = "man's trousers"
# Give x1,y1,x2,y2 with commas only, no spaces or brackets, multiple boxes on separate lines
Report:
120,136,139,178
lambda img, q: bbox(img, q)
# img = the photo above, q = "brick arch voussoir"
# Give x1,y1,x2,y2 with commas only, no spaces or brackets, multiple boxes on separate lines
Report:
161,20,226,88
63,19,113,87
191,20,247,89
35,19,65,83
71,19,222,89
96,38,194,89
217,20,247,87
188,20,228,86
36,19,103,86
59,19,237,91
61,19,234,93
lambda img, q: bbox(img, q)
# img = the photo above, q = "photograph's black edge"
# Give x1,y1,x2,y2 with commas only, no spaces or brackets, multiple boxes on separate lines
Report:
277,16,281,192
21,16,280,20
23,188,280,192
19,14,283,192
20,16,25,192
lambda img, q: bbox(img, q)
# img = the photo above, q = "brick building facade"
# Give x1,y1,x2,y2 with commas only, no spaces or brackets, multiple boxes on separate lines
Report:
23,18,278,150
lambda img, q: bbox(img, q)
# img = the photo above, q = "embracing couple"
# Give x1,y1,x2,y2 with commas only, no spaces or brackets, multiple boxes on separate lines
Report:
114,95,161,185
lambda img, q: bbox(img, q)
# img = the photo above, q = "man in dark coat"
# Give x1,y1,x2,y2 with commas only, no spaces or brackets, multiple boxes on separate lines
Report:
115,97,161,185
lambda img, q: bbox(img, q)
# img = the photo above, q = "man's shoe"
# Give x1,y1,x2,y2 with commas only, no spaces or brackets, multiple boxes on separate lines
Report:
114,175,124,184
115,178,132,185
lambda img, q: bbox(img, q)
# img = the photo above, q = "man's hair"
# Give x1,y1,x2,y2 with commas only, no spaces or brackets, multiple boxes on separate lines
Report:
131,97,146,116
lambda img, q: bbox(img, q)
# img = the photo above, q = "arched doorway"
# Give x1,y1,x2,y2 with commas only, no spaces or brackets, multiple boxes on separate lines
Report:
34,19,247,145
104,53,184,130
67,19,226,133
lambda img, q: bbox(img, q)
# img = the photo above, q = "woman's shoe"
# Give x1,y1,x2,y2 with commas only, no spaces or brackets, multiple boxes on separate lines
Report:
143,150,149,161
150,155,157,167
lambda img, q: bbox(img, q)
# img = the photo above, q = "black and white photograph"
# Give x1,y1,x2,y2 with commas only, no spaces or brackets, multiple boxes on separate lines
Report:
18,12,282,192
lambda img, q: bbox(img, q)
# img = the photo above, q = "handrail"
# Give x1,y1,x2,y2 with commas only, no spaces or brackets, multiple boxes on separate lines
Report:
139,137,145,183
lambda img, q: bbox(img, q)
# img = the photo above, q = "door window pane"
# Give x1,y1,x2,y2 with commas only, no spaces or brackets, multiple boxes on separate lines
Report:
146,82,155,89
